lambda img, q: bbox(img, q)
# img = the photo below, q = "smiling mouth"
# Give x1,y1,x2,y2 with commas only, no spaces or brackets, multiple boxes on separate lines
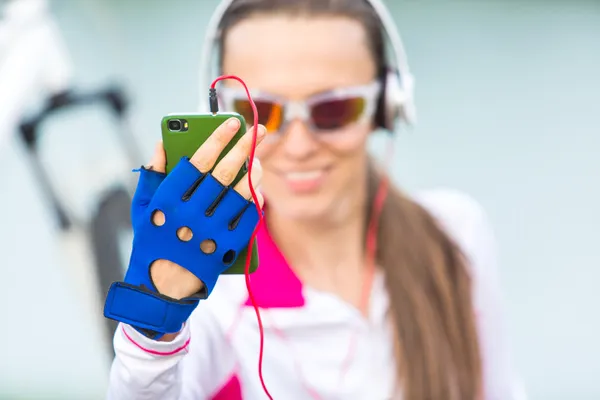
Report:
276,165,331,179
272,166,332,193
284,170,325,181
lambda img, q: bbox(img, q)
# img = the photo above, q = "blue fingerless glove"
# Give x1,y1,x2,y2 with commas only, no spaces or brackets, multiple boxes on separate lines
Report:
103,157,260,339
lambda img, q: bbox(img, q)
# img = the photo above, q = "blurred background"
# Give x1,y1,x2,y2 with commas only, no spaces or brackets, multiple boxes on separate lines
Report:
0,0,598,399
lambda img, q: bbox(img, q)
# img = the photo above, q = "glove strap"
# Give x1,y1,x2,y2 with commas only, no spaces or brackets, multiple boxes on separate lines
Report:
104,282,199,339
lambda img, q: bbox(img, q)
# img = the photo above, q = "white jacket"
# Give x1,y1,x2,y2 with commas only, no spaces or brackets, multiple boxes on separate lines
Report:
107,189,525,400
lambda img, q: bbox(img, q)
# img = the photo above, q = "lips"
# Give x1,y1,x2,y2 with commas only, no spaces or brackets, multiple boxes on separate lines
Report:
273,166,331,194
283,170,324,181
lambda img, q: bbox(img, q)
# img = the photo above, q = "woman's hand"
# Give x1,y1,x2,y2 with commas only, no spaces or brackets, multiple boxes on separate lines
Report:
148,119,266,300
103,118,266,339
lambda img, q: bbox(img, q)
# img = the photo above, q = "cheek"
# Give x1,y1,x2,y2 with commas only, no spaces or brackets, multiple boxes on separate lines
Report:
255,148,283,193
319,124,371,153
255,142,276,160
329,148,368,191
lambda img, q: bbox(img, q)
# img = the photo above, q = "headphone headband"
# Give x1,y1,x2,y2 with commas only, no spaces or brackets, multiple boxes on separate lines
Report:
198,0,416,128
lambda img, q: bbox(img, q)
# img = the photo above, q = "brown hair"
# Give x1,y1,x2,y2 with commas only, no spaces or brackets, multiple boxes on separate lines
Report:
218,1,482,399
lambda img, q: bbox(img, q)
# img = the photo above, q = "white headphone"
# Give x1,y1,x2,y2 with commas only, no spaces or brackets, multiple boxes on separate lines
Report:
197,0,416,132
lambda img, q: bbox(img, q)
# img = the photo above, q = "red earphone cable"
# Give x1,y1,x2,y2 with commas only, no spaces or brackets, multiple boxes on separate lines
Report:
338,138,394,388
210,75,395,400
363,140,395,309
210,75,274,400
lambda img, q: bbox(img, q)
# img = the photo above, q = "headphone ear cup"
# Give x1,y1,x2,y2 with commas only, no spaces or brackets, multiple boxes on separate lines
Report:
383,71,401,131
383,70,416,131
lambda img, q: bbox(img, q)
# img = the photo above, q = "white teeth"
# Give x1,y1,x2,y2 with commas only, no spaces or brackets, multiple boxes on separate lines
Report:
285,170,323,181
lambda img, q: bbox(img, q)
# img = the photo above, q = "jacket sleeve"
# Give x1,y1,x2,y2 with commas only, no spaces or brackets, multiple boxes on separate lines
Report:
106,301,238,400
416,189,528,400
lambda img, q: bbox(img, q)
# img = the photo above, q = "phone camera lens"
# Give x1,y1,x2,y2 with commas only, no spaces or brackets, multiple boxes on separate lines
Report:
168,119,182,131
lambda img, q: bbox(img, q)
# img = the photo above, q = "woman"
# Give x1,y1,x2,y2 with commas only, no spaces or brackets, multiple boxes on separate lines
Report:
106,0,522,399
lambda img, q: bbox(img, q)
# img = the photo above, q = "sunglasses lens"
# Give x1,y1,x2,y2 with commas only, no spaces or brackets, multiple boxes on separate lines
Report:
233,99,283,133
310,97,366,130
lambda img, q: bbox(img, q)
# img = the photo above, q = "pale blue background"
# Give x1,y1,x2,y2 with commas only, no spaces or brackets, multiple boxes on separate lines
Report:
0,0,598,399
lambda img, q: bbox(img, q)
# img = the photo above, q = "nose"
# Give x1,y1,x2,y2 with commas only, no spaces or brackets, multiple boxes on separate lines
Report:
279,120,320,160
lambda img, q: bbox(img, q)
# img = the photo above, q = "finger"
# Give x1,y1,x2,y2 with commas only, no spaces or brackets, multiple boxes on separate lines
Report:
212,124,267,186
189,117,241,173
134,141,166,202
233,157,263,201
145,141,166,173
132,142,167,225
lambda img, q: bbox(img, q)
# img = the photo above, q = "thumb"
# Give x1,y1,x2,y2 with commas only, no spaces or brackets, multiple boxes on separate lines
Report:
132,141,167,212
146,140,167,173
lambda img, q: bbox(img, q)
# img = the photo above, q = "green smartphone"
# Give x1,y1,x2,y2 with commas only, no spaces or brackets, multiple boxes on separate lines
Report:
161,112,259,274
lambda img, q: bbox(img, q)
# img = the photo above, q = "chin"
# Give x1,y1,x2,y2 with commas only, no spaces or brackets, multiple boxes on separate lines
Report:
277,200,329,221
266,189,347,223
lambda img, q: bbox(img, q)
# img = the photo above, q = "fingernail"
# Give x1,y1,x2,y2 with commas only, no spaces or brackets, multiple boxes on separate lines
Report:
257,125,267,138
227,118,240,128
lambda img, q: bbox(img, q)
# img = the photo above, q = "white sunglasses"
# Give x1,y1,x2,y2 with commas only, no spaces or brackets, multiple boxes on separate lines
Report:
218,80,382,139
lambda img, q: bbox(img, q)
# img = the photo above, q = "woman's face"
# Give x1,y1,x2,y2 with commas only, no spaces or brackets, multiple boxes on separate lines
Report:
222,14,377,222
